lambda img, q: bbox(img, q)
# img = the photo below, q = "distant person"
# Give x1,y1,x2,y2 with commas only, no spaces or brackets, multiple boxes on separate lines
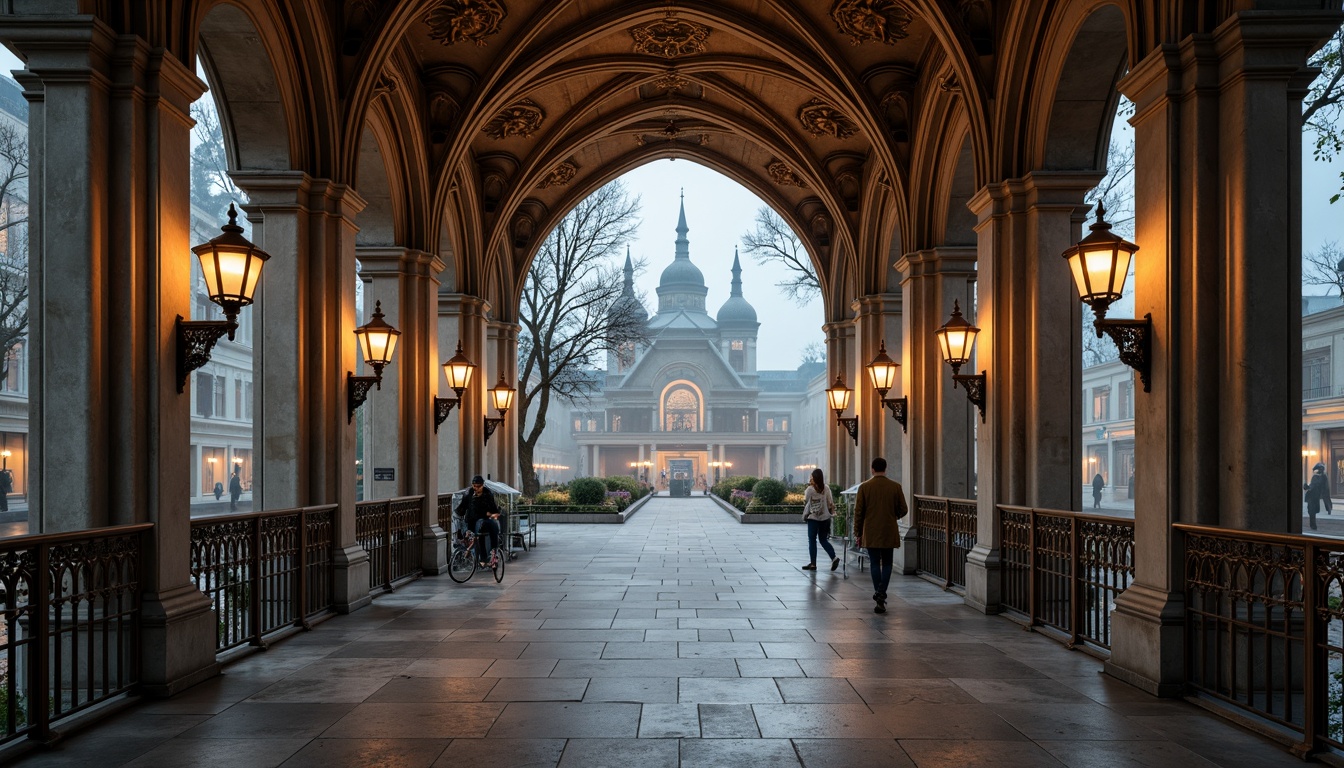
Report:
213,481,223,501
1306,462,1329,531
854,457,908,614
800,468,839,572
1092,472,1105,509
457,475,501,566
1127,472,1134,500
228,468,243,511
0,469,12,513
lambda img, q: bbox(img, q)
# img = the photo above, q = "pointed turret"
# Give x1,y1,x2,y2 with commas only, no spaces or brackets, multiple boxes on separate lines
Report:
654,190,710,320
716,247,758,326
609,245,648,324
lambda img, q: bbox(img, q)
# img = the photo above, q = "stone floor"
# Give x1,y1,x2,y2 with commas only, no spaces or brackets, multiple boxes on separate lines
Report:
11,497,1303,767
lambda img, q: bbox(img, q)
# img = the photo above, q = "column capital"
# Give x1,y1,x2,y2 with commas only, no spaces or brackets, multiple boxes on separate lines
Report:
356,246,444,277
230,170,312,206
439,292,491,319
968,171,1105,224
896,247,978,280
0,15,117,80
852,293,902,317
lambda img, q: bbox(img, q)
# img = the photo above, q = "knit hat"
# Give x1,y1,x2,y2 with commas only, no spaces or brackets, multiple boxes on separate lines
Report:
472,474,485,484
1315,463,1326,472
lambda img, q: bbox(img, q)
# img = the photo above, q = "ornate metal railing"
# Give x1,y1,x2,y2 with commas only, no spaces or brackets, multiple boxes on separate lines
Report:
190,505,336,654
355,496,424,592
437,493,455,532
912,495,978,591
1176,524,1344,757
998,505,1134,655
0,523,150,746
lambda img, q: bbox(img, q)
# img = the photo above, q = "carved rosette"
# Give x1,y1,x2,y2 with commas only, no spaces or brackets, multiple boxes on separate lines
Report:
798,98,858,139
830,0,913,45
537,161,578,189
767,160,807,188
483,99,545,139
424,0,507,47
651,70,689,93
630,16,711,58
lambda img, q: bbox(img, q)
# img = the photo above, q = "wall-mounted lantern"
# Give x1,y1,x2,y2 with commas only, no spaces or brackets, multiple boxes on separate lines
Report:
483,373,516,445
433,341,477,433
825,374,859,445
177,204,270,393
347,300,401,423
866,340,907,433
935,299,986,422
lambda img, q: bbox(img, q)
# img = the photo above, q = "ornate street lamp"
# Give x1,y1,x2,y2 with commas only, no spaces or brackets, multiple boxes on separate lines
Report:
177,204,271,392
935,300,986,422
1062,202,1151,391
866,340,907,433
483,373,516,445
825,374,858,445
433,341,477,433
347,300,401,423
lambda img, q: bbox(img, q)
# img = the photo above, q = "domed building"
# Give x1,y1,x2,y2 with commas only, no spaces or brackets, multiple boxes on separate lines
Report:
546,194,828,488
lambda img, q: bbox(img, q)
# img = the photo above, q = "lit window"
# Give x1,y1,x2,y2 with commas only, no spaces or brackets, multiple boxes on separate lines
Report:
612,415,622,432
1092,385,1110,422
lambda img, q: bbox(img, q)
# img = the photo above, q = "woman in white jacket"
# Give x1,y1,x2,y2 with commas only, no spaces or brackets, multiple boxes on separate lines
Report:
801,468,839,571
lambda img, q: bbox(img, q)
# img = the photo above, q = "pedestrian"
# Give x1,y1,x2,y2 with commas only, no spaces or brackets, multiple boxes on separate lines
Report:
228,467,243,511
1305,462,1329,531
213,481,223,501
1127,472,1135,500
1092,472,1104,509
800,468,839,572
0,468,12,513
457,475,501,567
854,457,908,614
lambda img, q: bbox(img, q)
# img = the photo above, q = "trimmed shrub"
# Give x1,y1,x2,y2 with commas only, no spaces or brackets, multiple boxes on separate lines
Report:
782,492,805,506
752,478,787,505
733,475,759,492
606,490,632,511
534,489,569,506
730,489,753,511
569,477,608,505
604,475,649,501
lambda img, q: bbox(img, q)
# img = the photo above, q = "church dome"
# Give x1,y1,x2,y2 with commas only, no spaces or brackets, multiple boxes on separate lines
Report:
659,257,705,291
716,249,758,326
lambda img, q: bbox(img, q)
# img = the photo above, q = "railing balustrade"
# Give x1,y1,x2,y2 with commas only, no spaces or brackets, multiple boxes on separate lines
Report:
437,493,455,532
355,496,424,592
0,524,150,746
998,505,1134,655
190,505,336,654
912,495,978,591
1176,524,1344,758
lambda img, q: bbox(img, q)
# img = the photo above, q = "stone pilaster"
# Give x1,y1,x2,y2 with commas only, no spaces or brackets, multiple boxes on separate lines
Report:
438,293,489,490
823,320,858,488
853,295,904,483
486,320,520,486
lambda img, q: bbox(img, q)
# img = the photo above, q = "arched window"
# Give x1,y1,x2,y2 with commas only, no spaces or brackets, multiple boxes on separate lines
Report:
664,387,699,431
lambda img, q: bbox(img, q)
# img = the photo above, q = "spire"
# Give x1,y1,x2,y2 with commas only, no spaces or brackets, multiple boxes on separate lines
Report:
730,247,743,296
622,246,635,295
674,189,689,260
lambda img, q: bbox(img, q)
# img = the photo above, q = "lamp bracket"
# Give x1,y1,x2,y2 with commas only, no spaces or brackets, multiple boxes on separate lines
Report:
433,397,459,434
176,316,235,393
952,371,987,423
484,416,505,445
836,416,859,445
1096,314,1151,393
347,372,382,423
883,396,908,433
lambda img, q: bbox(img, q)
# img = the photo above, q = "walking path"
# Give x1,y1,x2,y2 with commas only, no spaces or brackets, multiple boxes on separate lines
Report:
13,497,1298,767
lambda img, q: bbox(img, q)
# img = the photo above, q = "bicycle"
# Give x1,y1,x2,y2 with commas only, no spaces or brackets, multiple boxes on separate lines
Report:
447,517,506,583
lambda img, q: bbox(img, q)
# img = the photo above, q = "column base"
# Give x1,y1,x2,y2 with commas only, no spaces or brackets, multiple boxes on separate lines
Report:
893,523,919,575
139,583,220,697
963,543,1002,614
421,524,448,575
332,543,373,614
1104,582,1186,697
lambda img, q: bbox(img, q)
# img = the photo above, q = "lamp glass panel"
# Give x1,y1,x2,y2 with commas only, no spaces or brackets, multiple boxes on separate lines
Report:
867,358,898,391
937,326,977,365
826,385,851,413
359,328,398,366
491,383,515,412
444,360,475,391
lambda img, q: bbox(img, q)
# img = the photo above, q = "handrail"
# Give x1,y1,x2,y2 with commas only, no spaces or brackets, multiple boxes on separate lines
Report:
912,495,978,591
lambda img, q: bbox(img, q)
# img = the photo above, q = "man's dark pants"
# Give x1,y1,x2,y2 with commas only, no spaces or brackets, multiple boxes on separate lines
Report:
475,518,500,562
868,547,894,602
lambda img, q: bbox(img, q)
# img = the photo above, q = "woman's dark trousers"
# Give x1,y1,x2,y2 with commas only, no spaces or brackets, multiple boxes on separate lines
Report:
807,519,836,564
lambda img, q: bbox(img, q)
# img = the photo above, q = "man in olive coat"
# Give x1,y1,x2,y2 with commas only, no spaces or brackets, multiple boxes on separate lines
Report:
854,456,908,614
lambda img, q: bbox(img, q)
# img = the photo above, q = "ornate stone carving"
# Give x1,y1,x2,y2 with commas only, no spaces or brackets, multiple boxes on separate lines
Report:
483,98,544,139
424,0,507,47
629,14,711,58
537,161,577,189
651,70,689,93
374,73,398,98
767,160,807,188
830,0,913,45
798,98,858,139
939,72,962,93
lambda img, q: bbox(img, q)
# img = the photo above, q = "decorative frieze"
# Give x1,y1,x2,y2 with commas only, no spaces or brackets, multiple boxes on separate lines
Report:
830,0,913,45
629,14,711,58
798,98,858,139
650,70,689,93
767,160,807,188
537,161,578,189
424,0,507,46
483,98,545,139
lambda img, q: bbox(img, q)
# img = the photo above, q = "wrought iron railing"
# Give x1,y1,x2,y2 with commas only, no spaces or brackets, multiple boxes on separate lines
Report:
0,523,150,746
1176,524,1344,757
913,495,978,591
355,496,424,591
190,505,336,654
998,505,1134,655
437,493,454,532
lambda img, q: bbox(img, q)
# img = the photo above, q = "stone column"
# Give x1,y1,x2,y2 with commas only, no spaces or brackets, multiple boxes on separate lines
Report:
2,22,219,693
438,293,489,490
853,294,904,480
358,247,445,573
1106,11,1339,696
485,320,519,484
824,321,858,487
962,172,1098,615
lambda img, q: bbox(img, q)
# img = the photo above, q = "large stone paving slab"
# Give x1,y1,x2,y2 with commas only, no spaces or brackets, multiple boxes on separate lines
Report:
7,497,1306,767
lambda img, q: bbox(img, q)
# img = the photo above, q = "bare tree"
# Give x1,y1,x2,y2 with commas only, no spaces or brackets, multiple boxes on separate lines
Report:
1304,240,1344,297
190,101,246,242
0,119,28,378
1305,24,1344,202
740,206,818,306
799,341,824,364
517,181,648,496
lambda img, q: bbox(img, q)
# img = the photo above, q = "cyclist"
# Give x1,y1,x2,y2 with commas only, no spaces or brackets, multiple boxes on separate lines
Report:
456,475,501,568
